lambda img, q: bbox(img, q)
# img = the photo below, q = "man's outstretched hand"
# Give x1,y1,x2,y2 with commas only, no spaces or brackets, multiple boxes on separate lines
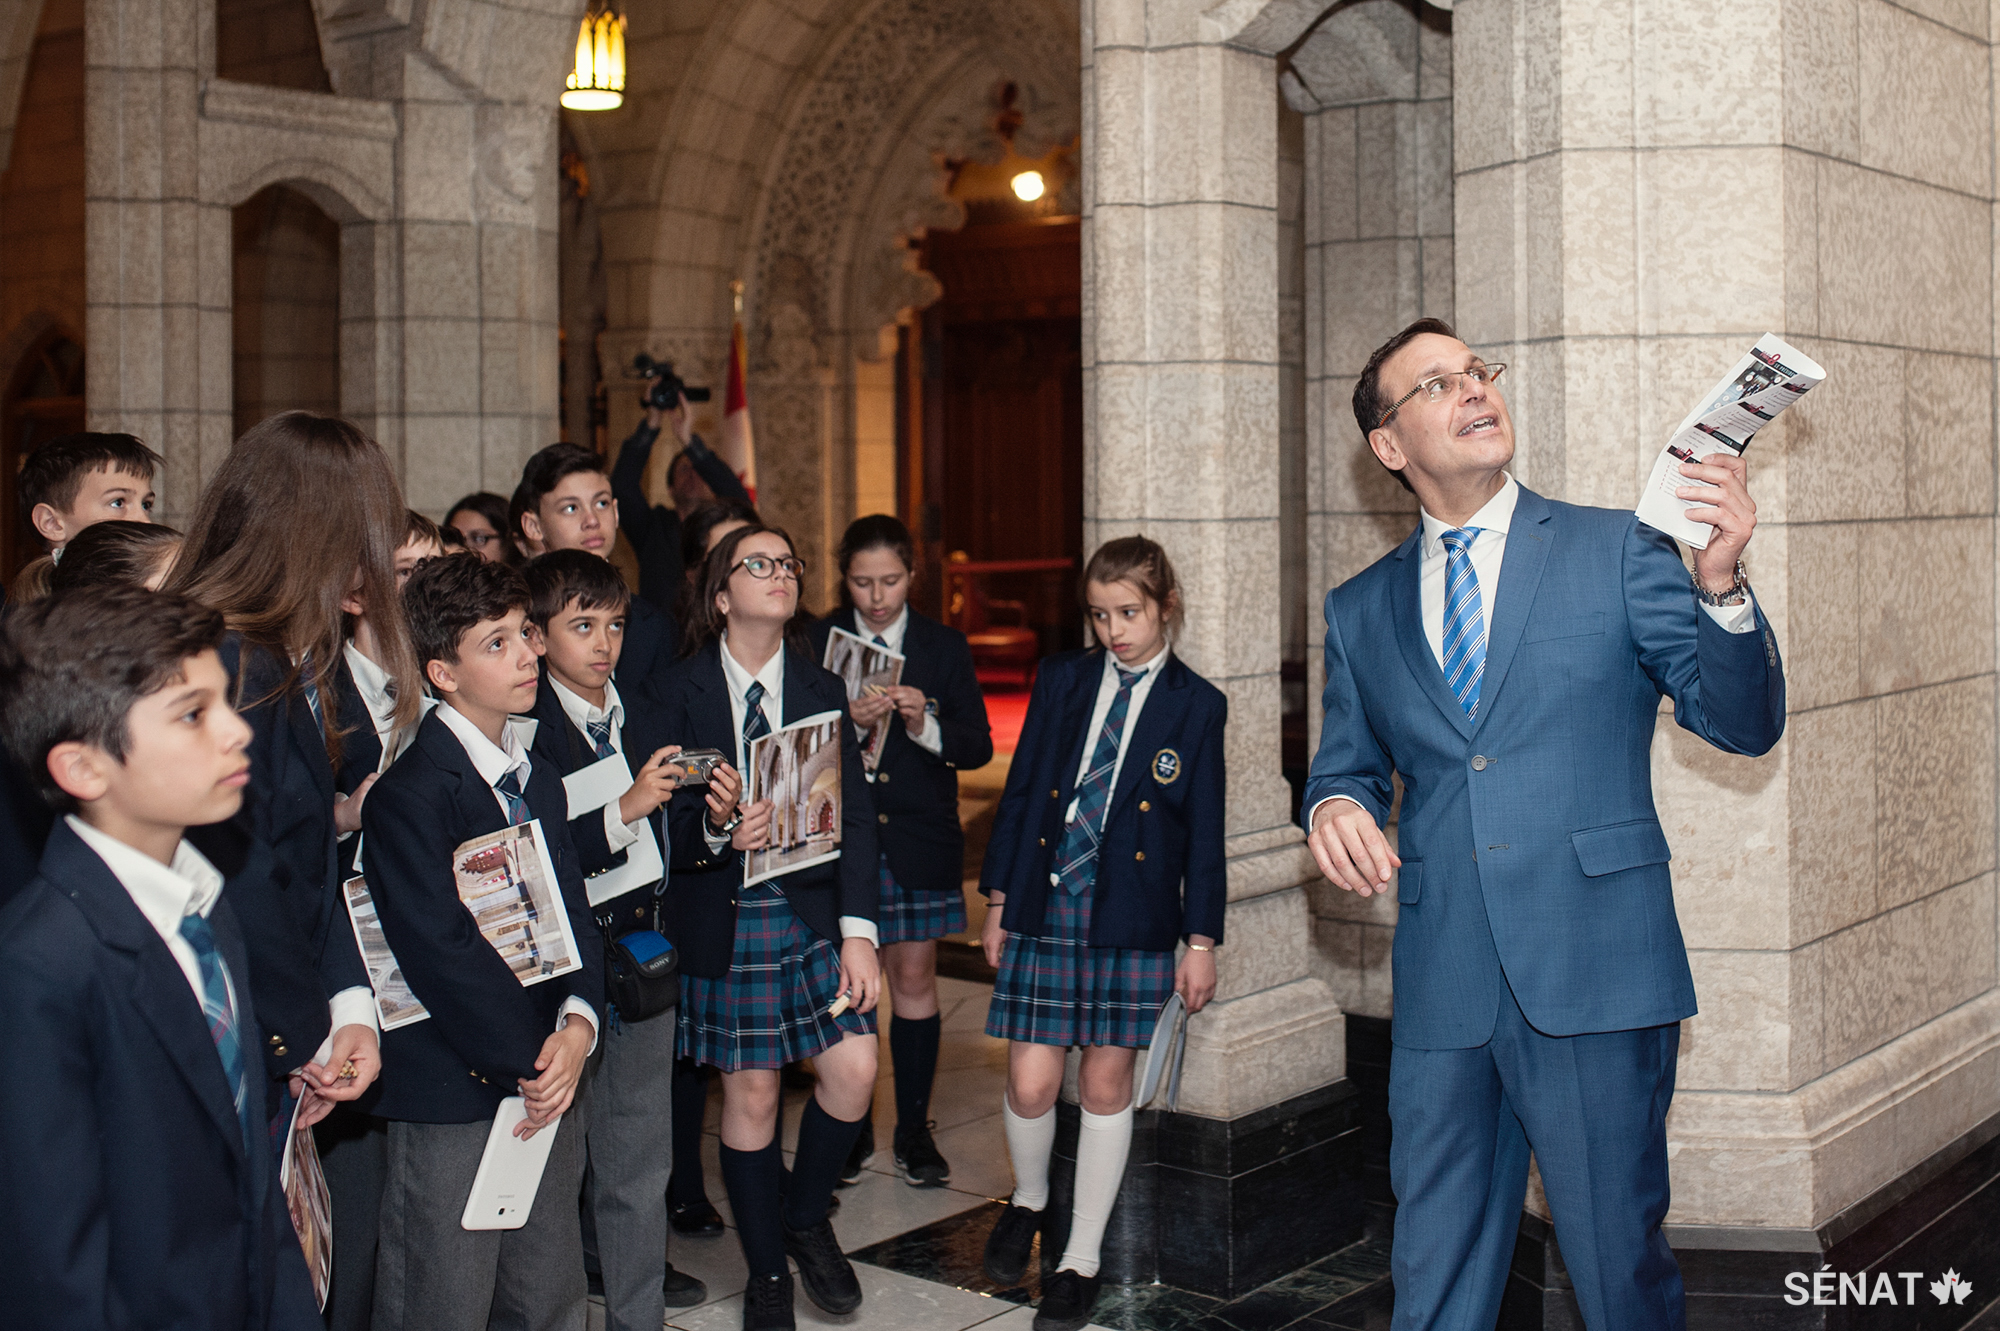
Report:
1307,800,1402,897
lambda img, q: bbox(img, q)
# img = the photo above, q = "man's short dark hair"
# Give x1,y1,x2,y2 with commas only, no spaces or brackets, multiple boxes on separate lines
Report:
402,552,530,670
1353,317,1457,494
522,549,629,629
0,586,226,811
18,432,163,532
517,444,609,516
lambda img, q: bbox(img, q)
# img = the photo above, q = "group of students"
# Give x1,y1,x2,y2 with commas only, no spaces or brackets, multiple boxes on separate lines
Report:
0,406,1228,1331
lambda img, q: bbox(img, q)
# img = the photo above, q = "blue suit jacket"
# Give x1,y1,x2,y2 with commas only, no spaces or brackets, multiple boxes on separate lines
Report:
0,821,321,1331
1302,488,1785,1048
981,649,1228,951
360,709,604,1123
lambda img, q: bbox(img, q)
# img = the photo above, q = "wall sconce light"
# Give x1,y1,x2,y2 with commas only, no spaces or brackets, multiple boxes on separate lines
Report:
1010,170,1046,202
563,2,626,111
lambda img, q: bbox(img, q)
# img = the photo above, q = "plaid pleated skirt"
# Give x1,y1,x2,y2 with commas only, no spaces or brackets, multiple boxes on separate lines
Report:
984,876,1175,1049
877,854,969,945
677,884,878,1071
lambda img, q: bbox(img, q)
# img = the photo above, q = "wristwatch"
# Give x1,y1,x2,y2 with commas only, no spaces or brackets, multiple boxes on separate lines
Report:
707,806,743,837
1692,560,1750,608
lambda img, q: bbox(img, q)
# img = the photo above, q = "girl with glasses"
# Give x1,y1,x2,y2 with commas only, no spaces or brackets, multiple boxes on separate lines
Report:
444,492,522,566
660,524,883,1331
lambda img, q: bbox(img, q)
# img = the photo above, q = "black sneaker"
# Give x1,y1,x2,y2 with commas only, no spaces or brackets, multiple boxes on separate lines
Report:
742,1272,796,1331
837,1118,875,1186
781,1217,864,1315
981,1202,1041,1286
662,1262,707,1308
892,1121,951,1187
1034,1268,1103,1331
670,1198,726,1236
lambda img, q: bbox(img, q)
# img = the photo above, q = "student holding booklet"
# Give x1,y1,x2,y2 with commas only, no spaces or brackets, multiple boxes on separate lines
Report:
360,552,603,1331
659,524,881,1331
810,514,993,1190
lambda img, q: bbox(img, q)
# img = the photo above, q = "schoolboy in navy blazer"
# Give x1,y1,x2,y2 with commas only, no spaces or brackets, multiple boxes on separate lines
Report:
525,661,675,883
807,608,992,894
361,707,604,1123
659,640,881,977
980,647,1227,951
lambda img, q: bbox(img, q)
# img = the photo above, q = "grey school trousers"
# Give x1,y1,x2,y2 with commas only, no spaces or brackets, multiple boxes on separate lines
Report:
582,1004,677,1331
373,1112,587,1331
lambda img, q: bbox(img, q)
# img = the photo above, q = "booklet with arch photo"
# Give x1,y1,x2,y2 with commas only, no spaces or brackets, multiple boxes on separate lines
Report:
742,710,846,888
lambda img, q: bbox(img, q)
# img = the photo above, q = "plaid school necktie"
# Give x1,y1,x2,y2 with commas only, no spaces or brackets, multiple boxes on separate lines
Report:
1439,527,1487,718
585,718,617,760
742,680,772,744
873,634,889,648
494,768,532,826
1050,665,1143,895
178,912,255,1153
301,674,324,733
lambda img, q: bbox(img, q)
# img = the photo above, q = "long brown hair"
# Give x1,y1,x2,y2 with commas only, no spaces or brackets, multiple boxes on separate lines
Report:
682,523,814,658
166,412,422,757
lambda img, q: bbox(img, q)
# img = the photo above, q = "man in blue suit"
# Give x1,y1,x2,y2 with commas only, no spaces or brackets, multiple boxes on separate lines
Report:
1303,319,1785,1330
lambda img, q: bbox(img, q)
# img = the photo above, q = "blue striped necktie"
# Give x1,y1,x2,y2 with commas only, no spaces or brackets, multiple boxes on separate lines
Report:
585,718,617,760
743,680,772,744
1050,666,1143,895
1439,527,1487,718
494,768,532,825
178,912,254,1153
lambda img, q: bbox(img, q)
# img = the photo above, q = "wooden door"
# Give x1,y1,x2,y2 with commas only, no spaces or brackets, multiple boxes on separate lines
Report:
2,331,86,581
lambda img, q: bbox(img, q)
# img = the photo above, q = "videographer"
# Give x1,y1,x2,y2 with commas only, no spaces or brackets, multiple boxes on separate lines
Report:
612,359,755,616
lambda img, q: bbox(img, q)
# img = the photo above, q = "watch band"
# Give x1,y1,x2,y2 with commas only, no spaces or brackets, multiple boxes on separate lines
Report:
1692,559,1750,608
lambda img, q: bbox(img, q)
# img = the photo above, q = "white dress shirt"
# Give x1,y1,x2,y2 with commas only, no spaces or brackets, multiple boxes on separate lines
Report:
69,815,234,1015
1064,644,1172,831
714,635,879,947
435,702,599,1047
1312,474,1758,828
547,674,644,856
343,640,432,772
848,607,943,757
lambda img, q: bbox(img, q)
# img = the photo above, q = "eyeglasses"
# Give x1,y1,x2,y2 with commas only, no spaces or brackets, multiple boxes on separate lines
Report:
733,554,805,581
460,530,498,549
1377,363,1507,429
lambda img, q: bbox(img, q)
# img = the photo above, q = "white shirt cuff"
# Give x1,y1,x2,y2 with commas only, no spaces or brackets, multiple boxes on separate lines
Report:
704,826,731,854
559,998,600,1055
329,986,379,1037
838,916,879,946
910,713,943,756
1701,589,1758,634
602,802,641,852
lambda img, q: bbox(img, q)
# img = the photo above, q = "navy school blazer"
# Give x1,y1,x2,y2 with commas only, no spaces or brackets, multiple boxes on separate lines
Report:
980,648,1228,951
359,708,604,1124
658,640,880,978
217,636,370,1081
0,821,321,1331
524,663,674,932
331,651,385,886
0,744,54,909
616,594,680,710
806,609,993,895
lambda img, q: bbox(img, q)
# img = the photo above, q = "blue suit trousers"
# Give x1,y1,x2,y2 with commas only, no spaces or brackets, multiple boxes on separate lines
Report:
1388,982,1684,1331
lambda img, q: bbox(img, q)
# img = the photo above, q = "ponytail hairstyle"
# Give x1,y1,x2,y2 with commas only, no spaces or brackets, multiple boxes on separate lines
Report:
1079,534,1184,640
682,523,815,659
834,513,915,610
166,411,422,759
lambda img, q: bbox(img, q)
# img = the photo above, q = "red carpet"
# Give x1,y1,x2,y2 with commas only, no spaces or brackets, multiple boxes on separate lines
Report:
982,688,1031,755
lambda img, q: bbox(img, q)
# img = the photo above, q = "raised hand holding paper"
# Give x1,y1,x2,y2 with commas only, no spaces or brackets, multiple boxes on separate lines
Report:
1635,334,1824,548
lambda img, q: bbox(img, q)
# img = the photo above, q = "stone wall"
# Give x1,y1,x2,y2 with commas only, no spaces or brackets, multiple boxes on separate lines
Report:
231,182,340,435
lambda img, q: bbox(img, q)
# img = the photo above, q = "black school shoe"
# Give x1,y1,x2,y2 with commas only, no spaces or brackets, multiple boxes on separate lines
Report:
837,1118,875,1185
663,1262,707,1308
742,1272,796,1330
982,1202,1041,1286
1034,1268,1103,1331
781,1216,864,1315
670,1198,727,1236
892,1120,951,1187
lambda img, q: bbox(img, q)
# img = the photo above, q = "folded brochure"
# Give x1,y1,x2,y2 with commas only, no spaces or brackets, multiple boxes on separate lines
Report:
821,625,905,773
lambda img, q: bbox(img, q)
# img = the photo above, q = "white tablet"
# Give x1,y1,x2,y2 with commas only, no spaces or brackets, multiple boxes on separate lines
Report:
460,1097,561,1231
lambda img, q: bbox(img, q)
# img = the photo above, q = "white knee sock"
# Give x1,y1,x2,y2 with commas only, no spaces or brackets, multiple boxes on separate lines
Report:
1003,1098,1057,1212
1057,1102,1135,1278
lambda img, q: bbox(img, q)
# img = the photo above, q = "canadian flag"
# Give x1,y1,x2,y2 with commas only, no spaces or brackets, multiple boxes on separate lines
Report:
718,314,757,503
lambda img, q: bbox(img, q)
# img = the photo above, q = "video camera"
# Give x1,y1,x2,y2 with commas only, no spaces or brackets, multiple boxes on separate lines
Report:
631,354,711,411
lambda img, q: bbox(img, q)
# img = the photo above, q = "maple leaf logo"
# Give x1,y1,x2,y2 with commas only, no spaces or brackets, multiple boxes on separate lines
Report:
1930,1270,1973,1305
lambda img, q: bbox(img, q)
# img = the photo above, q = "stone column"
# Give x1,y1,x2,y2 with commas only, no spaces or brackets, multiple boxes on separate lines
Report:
1453,0,1999,1268
1076,0,1353,1297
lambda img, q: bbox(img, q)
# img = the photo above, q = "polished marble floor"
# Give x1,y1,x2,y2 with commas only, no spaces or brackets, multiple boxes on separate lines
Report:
585,974,1390,1331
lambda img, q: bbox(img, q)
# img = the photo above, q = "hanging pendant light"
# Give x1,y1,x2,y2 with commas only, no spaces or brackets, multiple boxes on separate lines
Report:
563,1,626,111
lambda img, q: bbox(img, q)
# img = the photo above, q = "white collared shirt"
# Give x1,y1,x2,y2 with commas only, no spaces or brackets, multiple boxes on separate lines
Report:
343,640,432,771
712,635,878,946
548,675,643,856
848,607,942,757
68,815,232,1013
434,702,599,1047
1065,645,1172,829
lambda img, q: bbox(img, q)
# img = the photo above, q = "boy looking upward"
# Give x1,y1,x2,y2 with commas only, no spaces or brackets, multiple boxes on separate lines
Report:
360,552,603,1331
0,586,319,1331
20,431,161,554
